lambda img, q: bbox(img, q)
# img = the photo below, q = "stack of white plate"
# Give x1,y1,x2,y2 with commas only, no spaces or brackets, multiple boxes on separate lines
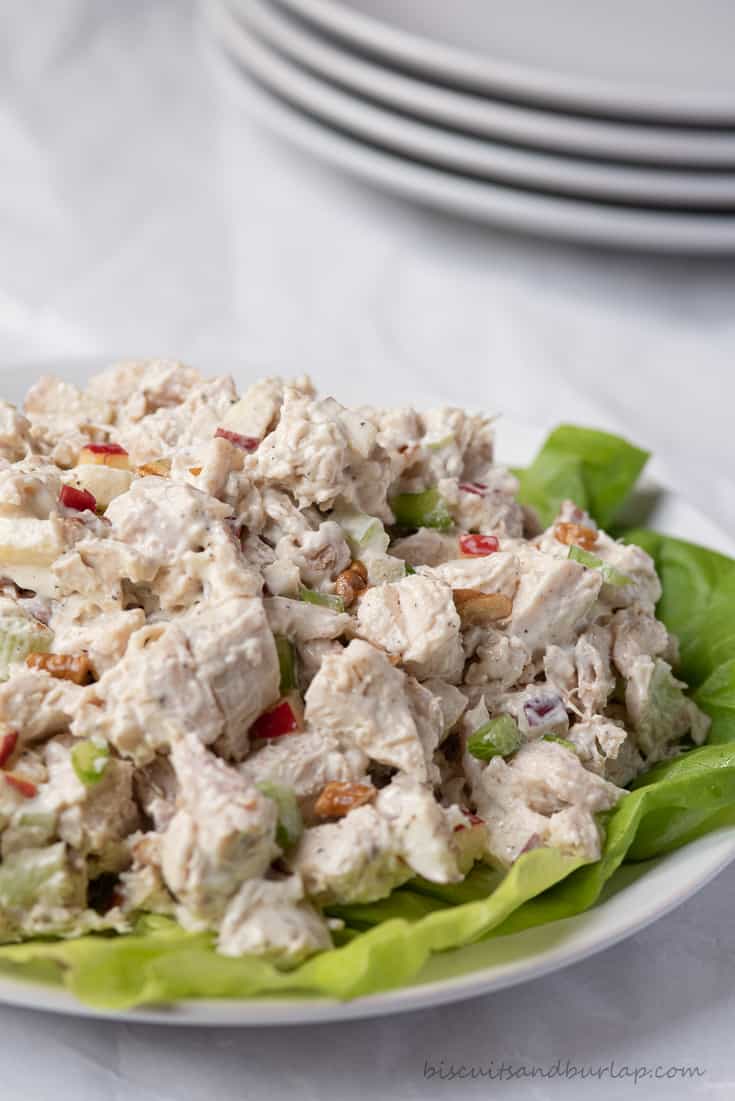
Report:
206,0,735,251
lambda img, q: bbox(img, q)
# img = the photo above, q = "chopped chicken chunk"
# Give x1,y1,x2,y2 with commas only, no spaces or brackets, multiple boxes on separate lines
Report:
304,640,436,780
0,668,86,747
74,597,279,763
356,574,464,682
508,547,602,655
252,391,392,519
293,777,466,904
240,732,369,801
466,740,623,866
218,875,332,961
160,736,278,927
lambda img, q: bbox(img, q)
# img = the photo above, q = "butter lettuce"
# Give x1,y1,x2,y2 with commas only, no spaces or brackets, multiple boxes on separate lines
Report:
1,424,734,1010
516,423,649,528
0,851,584,1009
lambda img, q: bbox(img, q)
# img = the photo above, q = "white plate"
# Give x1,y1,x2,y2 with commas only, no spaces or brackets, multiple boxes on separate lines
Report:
0,359,734,1025
232,0,735,168
277,0,735,124
206,22,735,252
217,0,735,209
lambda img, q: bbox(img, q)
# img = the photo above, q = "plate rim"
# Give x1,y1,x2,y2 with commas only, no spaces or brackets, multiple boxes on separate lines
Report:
211,2,735,210
205,26,735,253
1,827,734,1025
227,0,735,168
0,363,733,1025
274,0,735,124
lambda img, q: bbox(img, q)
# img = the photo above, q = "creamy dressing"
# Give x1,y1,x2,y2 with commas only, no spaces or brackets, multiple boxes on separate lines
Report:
0,363,709,960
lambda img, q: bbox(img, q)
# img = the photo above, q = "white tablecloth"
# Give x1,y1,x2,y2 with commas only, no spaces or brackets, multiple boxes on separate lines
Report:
1,3,734,1098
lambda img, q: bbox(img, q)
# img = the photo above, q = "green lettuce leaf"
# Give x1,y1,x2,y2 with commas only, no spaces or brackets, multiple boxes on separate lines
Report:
516,424,649,528
1,424,733,1010
0,850,584,1009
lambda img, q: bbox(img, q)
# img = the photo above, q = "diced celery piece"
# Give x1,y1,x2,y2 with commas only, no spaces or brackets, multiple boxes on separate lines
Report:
333,507,390,557
568,545,631,587
467,715,522,761
299,588,345,614
390,487,453,531
0,612,53,681
71,739,110,785
634,659,693,757
0,843,69,910
256,781,303,848
542,734,578,754
275,635,297,694
405,563,416,576
426,433,454,451
4,808,56,851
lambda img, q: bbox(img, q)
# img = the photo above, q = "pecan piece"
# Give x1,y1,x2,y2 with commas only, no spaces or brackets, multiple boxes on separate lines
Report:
350,559,368,581
334,562,369,608
554,522,597,551
314,780,376,819
136,458,171,477
26,652,93,685
452,588,513,626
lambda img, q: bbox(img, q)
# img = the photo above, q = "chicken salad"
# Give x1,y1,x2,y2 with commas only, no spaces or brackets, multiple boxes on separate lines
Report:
0,363,713,968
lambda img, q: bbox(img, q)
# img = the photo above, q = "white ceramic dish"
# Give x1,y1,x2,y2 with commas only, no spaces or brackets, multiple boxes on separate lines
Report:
232,0,735,168
276,0,735,124
212,2,735,210
0,359,734,1025
206,28,735,253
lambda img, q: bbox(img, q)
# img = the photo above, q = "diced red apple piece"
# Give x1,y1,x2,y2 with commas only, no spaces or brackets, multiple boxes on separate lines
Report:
250,698,301,739
214,427,259,452
79,443,130,469
59,484,97,513
4,772,36,798
523,694,567,730
454,809,486,832
0,730,17,768
459,533,499,557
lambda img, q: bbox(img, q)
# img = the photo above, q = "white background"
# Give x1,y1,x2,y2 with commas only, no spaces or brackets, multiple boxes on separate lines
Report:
1,2,734,1097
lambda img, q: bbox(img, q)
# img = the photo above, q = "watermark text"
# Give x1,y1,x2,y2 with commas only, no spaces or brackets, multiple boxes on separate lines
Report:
423,1058,706,1086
